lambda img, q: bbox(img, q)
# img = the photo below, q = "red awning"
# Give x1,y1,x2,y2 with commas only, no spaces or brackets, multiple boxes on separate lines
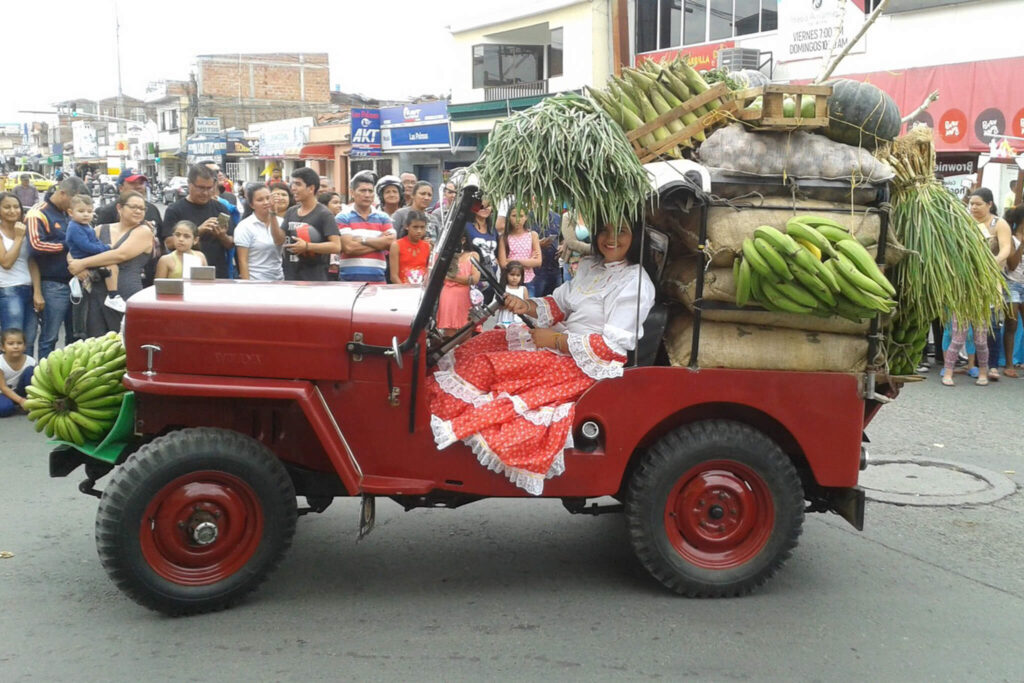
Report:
299,144,335,159
826,56,1024,154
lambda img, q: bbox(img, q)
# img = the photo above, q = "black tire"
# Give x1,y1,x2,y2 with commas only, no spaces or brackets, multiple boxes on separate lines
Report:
95,427,297,616
625,420,804,597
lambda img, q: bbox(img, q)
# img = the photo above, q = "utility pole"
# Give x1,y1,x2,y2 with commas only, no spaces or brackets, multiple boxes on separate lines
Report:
115,2,125,124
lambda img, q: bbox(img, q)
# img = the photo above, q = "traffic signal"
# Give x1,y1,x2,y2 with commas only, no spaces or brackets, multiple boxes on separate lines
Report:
71,103,78,117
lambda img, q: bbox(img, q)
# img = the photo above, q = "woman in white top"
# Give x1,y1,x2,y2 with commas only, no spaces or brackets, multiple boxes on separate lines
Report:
429,221,655,495
0,192,38,353
235,184,286,281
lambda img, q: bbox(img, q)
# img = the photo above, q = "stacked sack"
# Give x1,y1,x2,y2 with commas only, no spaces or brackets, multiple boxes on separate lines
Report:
661,208,898,373
23,332,127,444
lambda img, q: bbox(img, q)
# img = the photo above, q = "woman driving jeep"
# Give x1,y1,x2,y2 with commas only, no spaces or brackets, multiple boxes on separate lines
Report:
428,220,655,495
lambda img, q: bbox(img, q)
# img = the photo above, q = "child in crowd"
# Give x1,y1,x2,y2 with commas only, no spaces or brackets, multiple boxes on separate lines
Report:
494,261,528,328
64,194,126,312
388,210,431,284
497,207,541,296
437,234,479,337
0,328,35,417
155,221,208,279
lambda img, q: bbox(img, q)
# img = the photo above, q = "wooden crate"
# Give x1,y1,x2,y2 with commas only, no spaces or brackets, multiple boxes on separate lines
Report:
626,81,737,163
731,84,833,130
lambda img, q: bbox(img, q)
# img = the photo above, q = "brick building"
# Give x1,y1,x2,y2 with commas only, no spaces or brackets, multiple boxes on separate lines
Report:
195,53,336,129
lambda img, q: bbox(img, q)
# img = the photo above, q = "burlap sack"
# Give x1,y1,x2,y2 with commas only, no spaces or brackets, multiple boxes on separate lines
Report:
699,124,895,182
664,313,868,372
661,258,870,335
662,199,883,267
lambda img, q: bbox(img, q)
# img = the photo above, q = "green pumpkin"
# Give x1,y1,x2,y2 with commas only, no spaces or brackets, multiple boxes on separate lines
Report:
823,79,901,149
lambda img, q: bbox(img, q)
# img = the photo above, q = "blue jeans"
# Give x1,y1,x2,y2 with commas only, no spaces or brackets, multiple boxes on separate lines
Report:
0,284,37,354
0,364,33,416
38,280,75,359
339,272,386,283
531,268,561,298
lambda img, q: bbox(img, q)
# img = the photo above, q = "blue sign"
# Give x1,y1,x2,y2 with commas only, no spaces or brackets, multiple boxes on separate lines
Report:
380,101,449,127
350,108,382,157
186,134,226,163
382,122,451,151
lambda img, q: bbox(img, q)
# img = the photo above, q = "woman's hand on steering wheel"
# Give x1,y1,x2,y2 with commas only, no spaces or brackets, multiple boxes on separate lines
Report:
503,295,531,316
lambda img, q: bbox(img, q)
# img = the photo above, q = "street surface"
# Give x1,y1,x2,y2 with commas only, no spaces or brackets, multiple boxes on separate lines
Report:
1,370,1022,681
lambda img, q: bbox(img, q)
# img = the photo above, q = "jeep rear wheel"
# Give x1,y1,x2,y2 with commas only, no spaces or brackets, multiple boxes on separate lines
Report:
95,428,297,616
626,420,804,597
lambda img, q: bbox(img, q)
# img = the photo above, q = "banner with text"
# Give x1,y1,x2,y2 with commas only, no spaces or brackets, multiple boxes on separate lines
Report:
778,0,867,64
350,108,382,157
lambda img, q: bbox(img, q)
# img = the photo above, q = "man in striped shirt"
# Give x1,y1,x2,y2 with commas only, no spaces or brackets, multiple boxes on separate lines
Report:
336,176,395,282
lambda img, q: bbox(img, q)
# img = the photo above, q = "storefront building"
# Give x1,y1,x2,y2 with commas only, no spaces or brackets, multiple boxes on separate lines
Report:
448,0,613,158
630,0,1024,205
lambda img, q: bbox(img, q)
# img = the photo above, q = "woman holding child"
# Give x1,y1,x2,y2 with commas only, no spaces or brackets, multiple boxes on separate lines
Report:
68,191,154,335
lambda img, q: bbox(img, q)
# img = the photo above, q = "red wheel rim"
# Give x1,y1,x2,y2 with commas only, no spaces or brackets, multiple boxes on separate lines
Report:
139,471,264,586
663,460,774,570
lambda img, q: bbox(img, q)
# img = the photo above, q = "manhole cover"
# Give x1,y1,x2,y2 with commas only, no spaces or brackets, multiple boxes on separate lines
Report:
860,458,1017,506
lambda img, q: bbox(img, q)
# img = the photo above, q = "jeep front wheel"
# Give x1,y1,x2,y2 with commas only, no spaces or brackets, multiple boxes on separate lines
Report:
625,420,804,597
95,428,297,615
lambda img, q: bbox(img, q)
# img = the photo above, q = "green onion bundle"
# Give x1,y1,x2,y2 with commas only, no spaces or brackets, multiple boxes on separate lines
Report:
471,93,651,229
883,127,1006,375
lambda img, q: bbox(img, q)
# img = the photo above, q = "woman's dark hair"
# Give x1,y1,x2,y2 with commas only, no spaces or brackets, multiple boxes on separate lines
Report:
405,209,429,226
317,191,340,207
268,182,295,208
593,220,642,265
0,192,25,222
411,180,433,199
501,260,525,288
241,183,268,219
970,188,997,214
472,201,495,235
116,190,146,208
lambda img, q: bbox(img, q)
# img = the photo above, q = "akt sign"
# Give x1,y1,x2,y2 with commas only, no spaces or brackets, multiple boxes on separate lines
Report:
351,108,382,157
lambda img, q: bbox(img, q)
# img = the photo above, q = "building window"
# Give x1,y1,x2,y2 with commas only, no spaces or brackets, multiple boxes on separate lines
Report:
472,44,545,88
548,28,563,78
637,0,778,51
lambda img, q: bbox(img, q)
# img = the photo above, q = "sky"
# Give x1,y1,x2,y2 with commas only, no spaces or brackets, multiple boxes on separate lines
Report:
3,0,527,126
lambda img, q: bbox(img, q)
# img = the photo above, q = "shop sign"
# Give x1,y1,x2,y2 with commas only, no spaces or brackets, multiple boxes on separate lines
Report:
252,117,312,157
778,0,867,63
194,117,222,135
72,121,98,158
186,134,227,163
382,122,451,151
380,101,449,127
350,108,382,157
832,56,1024,152
935,154,977,177
635,41,734,70
379,101,451,151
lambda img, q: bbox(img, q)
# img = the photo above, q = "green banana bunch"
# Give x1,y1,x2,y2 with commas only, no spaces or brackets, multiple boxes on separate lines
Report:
733,216,898,323
25,332,127,445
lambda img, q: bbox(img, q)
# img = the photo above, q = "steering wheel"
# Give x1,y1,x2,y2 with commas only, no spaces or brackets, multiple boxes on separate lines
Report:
471,257,535,329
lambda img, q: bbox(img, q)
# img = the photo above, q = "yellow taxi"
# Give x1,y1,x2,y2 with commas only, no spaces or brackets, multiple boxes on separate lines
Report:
3,171,56,192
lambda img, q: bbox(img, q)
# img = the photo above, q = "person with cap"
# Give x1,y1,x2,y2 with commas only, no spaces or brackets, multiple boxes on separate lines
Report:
14,175,39,208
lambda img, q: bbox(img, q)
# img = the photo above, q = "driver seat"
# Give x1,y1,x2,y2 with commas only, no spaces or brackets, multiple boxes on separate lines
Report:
627,302,668,367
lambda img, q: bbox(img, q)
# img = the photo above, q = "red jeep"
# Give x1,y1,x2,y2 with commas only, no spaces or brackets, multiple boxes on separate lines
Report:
51,166,887,615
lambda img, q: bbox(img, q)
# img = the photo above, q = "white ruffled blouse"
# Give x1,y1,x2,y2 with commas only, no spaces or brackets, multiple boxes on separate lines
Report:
522,256,656,379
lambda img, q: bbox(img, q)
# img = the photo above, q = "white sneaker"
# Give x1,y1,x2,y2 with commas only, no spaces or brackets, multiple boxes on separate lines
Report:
104,295,127,313
68,277,83,304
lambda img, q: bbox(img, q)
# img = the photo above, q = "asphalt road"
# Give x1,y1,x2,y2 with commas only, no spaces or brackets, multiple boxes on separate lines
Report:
1,370,1023,682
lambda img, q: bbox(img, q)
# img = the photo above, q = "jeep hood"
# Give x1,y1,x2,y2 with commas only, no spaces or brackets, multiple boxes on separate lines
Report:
123,280,422,381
